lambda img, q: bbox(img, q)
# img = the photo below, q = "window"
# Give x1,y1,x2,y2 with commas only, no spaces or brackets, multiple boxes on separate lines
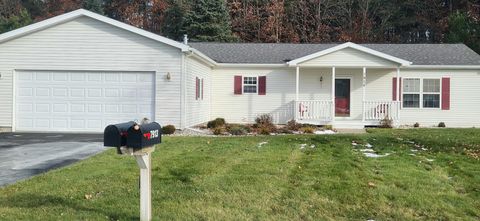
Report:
243,77,257,93
422,79,440,108
402,78,440,108
403,78,420,108
195,77,204,100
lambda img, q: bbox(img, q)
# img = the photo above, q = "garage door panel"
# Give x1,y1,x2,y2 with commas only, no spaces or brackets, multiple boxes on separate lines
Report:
15,71,155,132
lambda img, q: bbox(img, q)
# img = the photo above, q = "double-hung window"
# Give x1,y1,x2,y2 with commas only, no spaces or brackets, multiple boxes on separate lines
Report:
402,78,440,108
243,77,257,93
422,79,440,108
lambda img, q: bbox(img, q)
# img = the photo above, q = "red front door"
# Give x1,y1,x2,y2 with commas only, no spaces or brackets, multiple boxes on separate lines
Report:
335,79,350,117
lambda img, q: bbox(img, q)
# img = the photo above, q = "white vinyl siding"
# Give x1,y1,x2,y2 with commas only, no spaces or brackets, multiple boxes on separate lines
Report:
0,16,183,129
211,67,480,127
299,48,397,67
185,56,211,127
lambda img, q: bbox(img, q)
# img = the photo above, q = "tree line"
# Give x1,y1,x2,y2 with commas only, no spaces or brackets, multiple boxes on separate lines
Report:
1,0,479,53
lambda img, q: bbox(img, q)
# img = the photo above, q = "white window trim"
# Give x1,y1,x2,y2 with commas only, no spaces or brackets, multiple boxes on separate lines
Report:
402,77,442,109
242,76,258,94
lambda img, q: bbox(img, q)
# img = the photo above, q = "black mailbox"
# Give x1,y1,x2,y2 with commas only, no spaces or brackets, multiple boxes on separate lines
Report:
104,121,136,154
126,122,162,149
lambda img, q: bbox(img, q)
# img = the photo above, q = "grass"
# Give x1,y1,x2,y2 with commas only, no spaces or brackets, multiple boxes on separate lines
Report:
0,128,479,220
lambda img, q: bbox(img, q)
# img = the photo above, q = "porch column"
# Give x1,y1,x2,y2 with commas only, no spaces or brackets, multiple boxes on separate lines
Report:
362,67,366,122
295,66,299,101
295,66,299,120
396,67,401,123
331,67,335,122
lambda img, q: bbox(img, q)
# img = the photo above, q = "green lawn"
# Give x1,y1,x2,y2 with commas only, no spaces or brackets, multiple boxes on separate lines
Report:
1,129,479,220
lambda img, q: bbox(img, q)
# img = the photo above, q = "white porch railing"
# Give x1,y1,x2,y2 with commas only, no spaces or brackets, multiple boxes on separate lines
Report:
363,101,400,121
295,100,333,121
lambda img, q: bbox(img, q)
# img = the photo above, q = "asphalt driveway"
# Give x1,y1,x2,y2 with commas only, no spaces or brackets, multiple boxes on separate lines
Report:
0,133,106,186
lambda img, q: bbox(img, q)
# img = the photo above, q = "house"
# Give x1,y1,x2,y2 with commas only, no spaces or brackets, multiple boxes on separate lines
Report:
0,9,479,132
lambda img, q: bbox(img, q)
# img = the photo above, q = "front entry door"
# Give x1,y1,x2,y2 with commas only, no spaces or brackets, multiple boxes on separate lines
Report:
335,79,350,117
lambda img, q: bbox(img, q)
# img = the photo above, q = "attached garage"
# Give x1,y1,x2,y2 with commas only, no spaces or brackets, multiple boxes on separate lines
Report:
15,71,155,132
0,9,191,132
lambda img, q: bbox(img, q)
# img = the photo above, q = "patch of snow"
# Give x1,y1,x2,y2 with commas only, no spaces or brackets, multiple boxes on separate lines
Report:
300,144,307,149
421,148,428,151
310,144,316,148
365,143,373,148
257,142,268,147
352,142,358,146
411,149,418,152
359,148,375,152
426,158,434,162
314,130,336,135
408,153,416,156
364,152,391,158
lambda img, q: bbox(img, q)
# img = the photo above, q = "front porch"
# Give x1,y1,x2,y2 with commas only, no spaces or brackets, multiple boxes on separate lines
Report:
293,66,402,129
286,43,408,129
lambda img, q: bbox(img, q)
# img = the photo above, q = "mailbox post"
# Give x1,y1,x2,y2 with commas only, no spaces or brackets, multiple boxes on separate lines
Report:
104,122,162,221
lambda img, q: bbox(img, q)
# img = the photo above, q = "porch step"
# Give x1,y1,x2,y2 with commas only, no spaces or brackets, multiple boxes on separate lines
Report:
332,121,365,129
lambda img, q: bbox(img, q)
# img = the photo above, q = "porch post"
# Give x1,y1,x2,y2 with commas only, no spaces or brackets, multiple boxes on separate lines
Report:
295,66,299,101
295,66,299,120
331,67,335,122
396,67,401,124
362,67,366,123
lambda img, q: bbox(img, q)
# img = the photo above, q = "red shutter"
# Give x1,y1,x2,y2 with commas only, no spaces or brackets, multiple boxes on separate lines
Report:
392,77,402,101
201,78,204,100
442,77,450,110
234,75,242,95
195,77,199,100
258,76,266,95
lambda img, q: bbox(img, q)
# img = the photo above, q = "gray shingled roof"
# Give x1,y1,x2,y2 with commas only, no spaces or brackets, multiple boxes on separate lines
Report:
189,42,480,65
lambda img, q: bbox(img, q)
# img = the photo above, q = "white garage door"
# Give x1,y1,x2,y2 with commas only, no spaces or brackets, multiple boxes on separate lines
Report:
15,71,155,132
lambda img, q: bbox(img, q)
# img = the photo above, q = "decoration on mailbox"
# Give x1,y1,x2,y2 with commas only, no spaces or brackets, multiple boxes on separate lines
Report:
104,121,161,221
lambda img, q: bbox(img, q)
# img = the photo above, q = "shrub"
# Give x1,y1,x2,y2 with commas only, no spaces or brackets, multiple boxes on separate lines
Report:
300,126,316,134
413,122,420,128
438,122,446,128
379,116,393,128
286,119,302,131
254,114,276,134
227,126,247,135
324,125,333,130
207,118,226,129
258,126,273,135
255,114,274,126
162,125,176,134
213,127,226,135
226,124,251,133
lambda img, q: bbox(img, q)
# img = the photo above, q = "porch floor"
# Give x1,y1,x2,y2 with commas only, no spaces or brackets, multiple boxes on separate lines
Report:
297,119,382,129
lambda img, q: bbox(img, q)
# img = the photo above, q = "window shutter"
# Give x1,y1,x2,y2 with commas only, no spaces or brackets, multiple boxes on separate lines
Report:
392,77,402,101
195,77,199,100
442,77,450,110
258,76,266,95
234,75,242,95
201,78,204,100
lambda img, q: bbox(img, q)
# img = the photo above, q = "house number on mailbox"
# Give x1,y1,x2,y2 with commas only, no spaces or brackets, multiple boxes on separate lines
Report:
143,130,159,140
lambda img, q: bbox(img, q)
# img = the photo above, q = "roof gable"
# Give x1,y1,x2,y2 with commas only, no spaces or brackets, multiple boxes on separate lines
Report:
0,9,189,51
288,42,411,66
298,47,399,67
